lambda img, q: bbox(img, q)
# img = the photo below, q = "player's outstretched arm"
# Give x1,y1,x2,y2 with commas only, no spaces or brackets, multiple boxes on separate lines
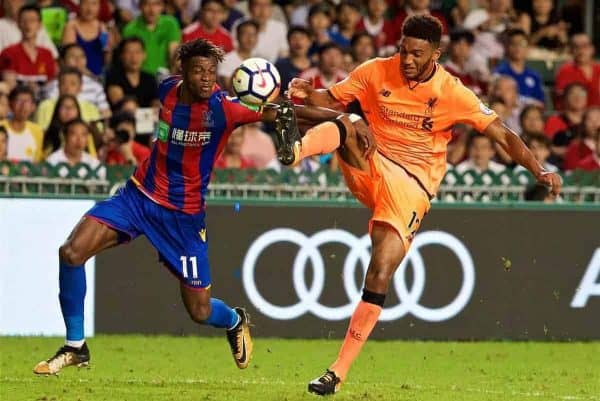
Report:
483,119,562,196
287,78,346,111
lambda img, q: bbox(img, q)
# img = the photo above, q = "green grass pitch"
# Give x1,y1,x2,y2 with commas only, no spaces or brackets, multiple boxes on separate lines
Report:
1,336,599,401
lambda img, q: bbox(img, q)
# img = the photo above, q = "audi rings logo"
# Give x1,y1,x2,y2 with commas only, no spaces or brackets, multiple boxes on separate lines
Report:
242,229,475,322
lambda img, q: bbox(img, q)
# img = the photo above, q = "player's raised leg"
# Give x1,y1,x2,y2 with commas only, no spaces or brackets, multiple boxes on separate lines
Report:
308,223,406,395
275,101,370,171
179,284,253,369
33,217,120,375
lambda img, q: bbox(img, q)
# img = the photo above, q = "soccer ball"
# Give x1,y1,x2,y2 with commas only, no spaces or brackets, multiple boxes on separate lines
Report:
232,57,281,106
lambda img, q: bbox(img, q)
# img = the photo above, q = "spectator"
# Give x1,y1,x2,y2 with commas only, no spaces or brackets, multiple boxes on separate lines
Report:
0,0,58,58
554,33,600,109
182,0,233,53
519,104,545,138
218,20,259,93
444,29,487,96
290,0,321,28
489,75,536,134
349,33,376,69
393,0,449,37
528,0,567,52
448,0,470,28
275,26,313,93
455,133,506,174
544,82,587,139
0,85,9,120
0,86,44,162
122,0,181,75
307,4,336,55
35,67,101,130
515,134,558,175
247,0,289,63
61,0,110,77
222,0,245,32
215,127,255,168
42,94,98,158
299,43,348,90
46,118,101,178
563,106,600,170
356,0,397,55
0,126,8,161
105,37,159,108
329,1,361,49
0,5,57,95
524,183,553,202
494,29,544,105
37,0,68,46
114,95,139,115
103,111,150,165
462,0,526,62
575,129,600,171
115,0,140,24
239,123,277,169
44,43,110,116
60,0,113,23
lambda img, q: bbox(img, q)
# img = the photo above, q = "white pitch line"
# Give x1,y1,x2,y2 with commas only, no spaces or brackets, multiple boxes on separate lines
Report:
3,377,599,400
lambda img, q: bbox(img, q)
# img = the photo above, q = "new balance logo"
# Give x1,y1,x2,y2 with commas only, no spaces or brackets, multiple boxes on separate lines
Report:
379,89,391,97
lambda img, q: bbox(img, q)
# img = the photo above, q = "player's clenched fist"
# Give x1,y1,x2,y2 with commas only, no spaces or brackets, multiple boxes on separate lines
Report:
287,78,314,99
536,171,563,197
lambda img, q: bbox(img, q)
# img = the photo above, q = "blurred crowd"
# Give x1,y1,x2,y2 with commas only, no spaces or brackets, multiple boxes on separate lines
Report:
0,0,598,182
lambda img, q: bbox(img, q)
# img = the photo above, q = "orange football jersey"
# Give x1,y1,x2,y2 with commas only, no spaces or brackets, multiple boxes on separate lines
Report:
329,54,498,196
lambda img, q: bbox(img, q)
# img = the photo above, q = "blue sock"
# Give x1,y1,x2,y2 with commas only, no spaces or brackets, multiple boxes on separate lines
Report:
205,298,239,329
59,261,86,342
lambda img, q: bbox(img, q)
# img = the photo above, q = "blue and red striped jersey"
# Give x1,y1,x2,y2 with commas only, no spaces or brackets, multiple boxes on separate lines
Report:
132,76,262,214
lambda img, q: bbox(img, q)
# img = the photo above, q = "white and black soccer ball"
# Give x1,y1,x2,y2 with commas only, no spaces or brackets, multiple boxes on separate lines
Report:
232,57,281,105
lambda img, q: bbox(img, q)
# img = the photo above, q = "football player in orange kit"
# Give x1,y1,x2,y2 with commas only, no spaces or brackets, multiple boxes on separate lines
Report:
278,14,562,396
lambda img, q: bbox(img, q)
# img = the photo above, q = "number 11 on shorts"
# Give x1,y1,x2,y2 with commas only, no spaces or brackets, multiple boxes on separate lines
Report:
180,256,198,279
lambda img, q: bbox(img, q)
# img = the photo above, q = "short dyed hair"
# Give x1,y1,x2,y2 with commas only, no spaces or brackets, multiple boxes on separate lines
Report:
401,15,443,47
177,39,224,64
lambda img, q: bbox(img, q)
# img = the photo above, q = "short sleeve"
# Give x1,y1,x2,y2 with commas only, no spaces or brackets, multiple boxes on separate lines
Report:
0,48,13,72
223,95,262,128
451,79,498,132
166,16,182,43
328,59,376,106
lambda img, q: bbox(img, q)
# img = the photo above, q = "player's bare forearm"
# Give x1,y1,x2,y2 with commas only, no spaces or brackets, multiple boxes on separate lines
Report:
483,119,543,177
305,90,346,111
294,104,346,122
483,119,562,195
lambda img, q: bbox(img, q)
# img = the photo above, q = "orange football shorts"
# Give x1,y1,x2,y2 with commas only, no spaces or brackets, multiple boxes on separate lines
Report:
337,151,431,251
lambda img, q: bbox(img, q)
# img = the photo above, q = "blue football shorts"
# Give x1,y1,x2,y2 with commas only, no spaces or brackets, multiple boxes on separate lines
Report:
86,181,211,290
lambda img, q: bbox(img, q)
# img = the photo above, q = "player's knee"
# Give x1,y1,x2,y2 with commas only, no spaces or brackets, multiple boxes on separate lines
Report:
59,242,87,266
336,115,358,147
188,302,211,323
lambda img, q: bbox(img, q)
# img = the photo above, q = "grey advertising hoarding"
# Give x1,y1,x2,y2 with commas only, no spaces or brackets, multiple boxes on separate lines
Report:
95,205,600,340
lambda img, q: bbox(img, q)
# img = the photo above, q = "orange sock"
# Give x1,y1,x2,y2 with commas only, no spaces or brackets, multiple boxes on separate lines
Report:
329,301,382,381
299,122,341,160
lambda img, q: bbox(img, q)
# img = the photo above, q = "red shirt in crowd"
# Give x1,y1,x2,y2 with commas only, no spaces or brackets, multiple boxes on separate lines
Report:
576,154,600,171
299,67,348,90
563,139,594,170
105,142,151,165
554,61,600,109
182,23,233,53
355,17,398,49
0,43,56,85
544,113,579,139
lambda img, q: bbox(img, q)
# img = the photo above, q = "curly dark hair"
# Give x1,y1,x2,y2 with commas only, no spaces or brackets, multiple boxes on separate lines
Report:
177,39,225,65
401,15,443,47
